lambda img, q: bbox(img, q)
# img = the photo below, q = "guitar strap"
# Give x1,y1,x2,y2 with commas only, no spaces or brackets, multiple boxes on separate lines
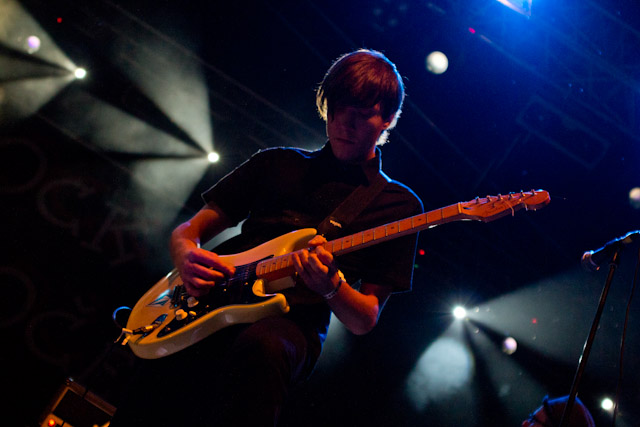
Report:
316,171,390,240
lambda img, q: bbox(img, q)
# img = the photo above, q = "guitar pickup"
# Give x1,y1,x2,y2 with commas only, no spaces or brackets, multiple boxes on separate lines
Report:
171,285,185,307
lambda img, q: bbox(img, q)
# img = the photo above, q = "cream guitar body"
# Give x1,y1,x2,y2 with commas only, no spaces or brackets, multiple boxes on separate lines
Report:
126,228,317,359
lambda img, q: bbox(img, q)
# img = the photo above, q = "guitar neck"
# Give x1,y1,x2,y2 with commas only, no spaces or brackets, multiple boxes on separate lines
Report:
255,190,549,283
255,202,468,282
329,203,468,256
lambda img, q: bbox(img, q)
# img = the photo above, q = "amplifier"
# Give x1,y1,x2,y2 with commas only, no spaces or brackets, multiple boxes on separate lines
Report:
39,378,116,427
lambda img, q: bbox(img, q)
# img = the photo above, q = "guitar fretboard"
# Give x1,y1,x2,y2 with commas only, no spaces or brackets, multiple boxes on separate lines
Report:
253,190,549,283
255,203,466,281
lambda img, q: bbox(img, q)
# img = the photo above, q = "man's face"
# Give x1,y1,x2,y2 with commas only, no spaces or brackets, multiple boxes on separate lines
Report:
326,103,392,164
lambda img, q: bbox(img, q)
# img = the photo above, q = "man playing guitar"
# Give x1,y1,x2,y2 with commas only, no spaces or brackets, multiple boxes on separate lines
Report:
111,49,423,426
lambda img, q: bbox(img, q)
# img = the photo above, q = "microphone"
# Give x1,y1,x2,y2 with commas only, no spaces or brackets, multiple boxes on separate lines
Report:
581,231,640,272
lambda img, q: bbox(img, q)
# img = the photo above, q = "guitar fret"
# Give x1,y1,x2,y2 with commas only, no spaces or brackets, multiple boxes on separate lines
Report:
387,221,398,236
342,235,352,249
352,231,363,247
398,217,412,232
363,229,374,243
373,225,386,240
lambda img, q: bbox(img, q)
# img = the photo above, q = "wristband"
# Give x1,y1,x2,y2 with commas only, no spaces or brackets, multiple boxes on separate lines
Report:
323,270,345,300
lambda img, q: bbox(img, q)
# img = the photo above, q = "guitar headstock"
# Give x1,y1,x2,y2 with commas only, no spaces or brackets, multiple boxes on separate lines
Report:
459,189,550,222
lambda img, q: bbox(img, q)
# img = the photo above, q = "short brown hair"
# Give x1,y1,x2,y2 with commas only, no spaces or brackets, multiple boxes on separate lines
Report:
316,49,405,124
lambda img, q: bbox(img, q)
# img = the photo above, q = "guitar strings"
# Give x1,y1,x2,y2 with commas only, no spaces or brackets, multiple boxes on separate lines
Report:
225,260,261,285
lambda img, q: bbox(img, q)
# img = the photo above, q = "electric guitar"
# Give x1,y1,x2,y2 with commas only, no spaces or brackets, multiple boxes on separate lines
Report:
125,190,550,359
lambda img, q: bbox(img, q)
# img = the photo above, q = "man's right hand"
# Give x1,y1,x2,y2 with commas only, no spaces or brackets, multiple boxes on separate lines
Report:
169,203,235,297
174,243,236,297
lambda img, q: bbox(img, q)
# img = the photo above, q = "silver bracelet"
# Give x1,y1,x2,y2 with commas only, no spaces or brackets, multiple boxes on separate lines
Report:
323,270,345,300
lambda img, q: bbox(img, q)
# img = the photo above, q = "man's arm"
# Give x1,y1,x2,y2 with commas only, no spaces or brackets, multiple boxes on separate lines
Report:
293,235,392,335
170,203,236,297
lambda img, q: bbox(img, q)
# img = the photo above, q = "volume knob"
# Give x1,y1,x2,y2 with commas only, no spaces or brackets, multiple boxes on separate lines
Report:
175,309,188,321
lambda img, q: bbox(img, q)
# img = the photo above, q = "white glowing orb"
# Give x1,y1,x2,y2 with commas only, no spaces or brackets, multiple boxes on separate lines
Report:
601,397,614,411
207,152,220,163
74,68,87,79
453,306,467,319
26,36,41,53
502,337,518,355
629,187,640,209
426,51,449,75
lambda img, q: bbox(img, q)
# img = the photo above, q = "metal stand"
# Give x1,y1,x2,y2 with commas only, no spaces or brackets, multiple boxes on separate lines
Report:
560,250,621,427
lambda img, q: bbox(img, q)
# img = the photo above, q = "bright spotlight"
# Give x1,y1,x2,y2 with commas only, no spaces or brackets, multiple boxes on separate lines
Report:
74,68,87,79
495,0,532,17
453,306,467,319
426,51,449,75
601,397,614,411
207,151,220,163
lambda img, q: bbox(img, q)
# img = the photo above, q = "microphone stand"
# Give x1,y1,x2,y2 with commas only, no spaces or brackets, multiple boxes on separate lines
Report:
559,250,621,427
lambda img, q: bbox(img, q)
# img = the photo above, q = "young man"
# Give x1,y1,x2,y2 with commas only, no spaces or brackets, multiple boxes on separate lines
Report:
111,49,423,426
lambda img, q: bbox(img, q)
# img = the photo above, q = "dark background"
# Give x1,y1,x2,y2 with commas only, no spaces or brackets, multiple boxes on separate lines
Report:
2,0,639,425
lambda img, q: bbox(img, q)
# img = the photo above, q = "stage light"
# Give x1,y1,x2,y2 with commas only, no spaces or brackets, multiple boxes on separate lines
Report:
207,151,220,163
26,35,41,53
426,51,448,75
495,0,532,17
502,336,517,354
629,187,640,209
74,68,87,79
601,397,614,411
453,306,467,319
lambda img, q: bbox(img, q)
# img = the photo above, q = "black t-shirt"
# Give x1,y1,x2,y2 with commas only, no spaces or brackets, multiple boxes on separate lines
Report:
201,143,423,341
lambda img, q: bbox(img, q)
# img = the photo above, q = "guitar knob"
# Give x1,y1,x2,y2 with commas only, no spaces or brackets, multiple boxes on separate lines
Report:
187,296,199,308
175,309,188,321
